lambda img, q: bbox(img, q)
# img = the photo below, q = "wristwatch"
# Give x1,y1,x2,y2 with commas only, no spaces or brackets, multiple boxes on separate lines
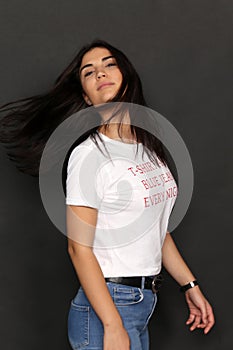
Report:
180,280,198,293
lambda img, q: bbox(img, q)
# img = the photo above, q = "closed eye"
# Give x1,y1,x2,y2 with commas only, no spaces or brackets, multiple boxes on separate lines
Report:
84,71,94,77
83,62,117,77
106,62,117,67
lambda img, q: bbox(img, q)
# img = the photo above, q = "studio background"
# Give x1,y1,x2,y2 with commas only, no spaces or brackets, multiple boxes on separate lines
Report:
0,1,232,349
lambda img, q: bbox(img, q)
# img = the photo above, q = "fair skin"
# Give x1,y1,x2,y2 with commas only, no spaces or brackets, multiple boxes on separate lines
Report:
67,47,215,350
162,232,215,334
80,47,133,141
67,206,130,350
80,47,123,107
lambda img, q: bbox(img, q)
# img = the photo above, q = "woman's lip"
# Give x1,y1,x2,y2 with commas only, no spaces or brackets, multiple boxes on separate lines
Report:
97,82,114,90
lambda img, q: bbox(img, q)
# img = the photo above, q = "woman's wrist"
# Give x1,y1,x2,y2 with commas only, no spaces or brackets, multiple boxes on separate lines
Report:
180,280,199,293
103,316,124,330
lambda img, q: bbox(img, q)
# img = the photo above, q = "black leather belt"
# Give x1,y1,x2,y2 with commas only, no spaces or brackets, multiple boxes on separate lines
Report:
105,275,163,293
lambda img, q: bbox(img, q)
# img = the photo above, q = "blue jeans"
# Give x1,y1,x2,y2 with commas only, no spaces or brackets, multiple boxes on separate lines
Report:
67,281,157,350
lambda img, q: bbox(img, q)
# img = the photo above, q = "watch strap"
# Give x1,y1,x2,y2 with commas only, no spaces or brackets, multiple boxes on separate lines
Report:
180,280,198,293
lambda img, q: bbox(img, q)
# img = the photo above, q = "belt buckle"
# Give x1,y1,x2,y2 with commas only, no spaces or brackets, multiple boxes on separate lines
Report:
151,274,164,293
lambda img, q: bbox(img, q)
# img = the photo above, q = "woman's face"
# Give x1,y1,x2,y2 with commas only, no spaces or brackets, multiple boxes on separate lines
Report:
79,47,123,106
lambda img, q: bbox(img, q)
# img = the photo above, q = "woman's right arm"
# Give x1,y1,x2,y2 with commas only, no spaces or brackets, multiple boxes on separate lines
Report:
67,205,130,350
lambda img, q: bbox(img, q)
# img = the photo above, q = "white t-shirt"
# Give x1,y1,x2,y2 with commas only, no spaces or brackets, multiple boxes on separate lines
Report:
66,132,178,277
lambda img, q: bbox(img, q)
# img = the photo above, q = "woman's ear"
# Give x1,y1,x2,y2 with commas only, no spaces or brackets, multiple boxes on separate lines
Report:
82,93,92,106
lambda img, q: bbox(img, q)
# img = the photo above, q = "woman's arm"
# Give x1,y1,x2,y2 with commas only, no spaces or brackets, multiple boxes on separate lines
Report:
162,232,215,334
67,205,130,350
162,232,196,285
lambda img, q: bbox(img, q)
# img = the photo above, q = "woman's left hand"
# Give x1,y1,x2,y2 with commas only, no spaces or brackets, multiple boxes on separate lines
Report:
184,286,215,334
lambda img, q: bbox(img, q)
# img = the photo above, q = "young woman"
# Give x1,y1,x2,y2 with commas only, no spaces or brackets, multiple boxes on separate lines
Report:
0,40,215,350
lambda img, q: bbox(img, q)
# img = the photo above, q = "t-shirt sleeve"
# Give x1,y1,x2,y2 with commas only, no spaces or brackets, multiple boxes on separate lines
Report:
66,145,104,209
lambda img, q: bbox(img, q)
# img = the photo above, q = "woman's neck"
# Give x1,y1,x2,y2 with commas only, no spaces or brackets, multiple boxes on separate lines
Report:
98,123,137,144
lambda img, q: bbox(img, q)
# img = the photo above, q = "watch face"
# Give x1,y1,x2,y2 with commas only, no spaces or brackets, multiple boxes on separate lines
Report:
181,281,198,293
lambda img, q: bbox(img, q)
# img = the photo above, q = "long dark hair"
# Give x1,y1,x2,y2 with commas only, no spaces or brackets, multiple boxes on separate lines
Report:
0,39,168,176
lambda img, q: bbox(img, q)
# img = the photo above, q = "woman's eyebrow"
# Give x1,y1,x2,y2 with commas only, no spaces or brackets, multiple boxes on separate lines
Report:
80,56,114,74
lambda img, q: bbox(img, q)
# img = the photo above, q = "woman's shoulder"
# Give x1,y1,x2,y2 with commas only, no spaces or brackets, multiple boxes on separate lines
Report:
68,134,105,163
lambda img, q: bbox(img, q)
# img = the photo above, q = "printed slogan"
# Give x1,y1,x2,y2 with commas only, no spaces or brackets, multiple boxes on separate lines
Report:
128,160,178,208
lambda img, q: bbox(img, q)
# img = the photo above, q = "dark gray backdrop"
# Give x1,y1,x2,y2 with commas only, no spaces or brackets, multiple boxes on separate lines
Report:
0,0,232,349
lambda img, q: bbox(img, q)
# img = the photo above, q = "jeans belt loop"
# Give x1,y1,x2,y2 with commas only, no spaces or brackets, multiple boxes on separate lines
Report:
141,276,145,290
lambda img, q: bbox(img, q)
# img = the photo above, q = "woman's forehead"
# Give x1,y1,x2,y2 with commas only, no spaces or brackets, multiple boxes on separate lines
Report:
81,47,112,65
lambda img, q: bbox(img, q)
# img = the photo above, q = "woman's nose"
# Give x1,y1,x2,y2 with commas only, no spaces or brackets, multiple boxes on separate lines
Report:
96,70,106,79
